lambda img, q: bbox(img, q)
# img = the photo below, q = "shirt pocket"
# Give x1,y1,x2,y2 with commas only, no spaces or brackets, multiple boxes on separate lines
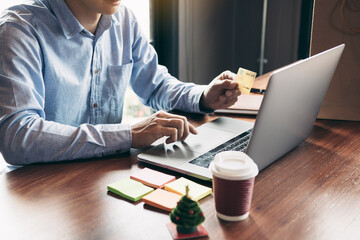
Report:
107,61,133,98
105,61,133,119
108,60,133,82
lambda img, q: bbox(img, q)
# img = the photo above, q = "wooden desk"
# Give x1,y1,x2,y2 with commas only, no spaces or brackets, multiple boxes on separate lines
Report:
0,118,359,240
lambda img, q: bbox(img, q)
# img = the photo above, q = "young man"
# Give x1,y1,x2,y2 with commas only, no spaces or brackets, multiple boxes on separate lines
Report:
0,0,240,165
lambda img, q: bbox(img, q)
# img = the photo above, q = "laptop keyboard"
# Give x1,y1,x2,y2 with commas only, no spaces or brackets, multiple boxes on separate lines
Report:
189,129,253,168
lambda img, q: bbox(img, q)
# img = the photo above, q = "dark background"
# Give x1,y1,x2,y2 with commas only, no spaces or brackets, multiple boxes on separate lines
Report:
151,0,314,84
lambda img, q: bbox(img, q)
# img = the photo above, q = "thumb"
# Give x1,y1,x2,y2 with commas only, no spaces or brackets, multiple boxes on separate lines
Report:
214,79,238,90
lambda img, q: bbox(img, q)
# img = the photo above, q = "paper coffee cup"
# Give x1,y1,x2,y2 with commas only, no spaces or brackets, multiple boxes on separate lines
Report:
210,151,258,221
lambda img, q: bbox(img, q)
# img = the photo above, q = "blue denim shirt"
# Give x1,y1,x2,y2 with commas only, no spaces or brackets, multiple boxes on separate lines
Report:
0,0,207,165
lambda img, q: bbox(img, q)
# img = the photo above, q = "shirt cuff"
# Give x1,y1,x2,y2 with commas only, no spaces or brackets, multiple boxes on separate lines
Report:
101,123,132,154
189,85,214,114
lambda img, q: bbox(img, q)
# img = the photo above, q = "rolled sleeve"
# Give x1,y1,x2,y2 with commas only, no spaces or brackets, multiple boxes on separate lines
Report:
0,112,132,165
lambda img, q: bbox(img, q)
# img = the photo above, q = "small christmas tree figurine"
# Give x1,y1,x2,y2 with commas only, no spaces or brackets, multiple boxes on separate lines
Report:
170,185,205,234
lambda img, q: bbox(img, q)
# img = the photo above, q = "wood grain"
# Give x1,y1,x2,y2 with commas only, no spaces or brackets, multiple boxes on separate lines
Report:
1,120,359,240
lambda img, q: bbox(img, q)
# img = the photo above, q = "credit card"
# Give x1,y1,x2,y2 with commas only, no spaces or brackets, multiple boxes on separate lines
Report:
235,67,257,94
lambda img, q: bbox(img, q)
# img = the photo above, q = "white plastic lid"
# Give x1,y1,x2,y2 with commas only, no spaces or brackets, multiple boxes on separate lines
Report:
210,151,258,180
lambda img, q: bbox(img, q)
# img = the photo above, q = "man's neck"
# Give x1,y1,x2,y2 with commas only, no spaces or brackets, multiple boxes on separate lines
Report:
64,0,101,34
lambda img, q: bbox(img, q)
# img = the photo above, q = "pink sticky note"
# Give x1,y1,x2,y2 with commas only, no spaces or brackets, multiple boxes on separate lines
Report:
130,167,176,188
142,188,181,212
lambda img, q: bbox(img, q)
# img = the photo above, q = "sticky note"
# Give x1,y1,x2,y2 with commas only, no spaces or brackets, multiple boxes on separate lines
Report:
107,178,154,202
235,67,257,94
164,177,212,201
130,167,176,188
142,188,182,212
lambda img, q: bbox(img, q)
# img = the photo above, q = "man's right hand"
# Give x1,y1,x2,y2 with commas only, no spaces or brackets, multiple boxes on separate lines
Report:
131,111,198,148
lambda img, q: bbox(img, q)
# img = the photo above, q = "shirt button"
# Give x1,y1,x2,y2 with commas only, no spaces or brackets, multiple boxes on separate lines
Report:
94,69,99,74
93,103,98,108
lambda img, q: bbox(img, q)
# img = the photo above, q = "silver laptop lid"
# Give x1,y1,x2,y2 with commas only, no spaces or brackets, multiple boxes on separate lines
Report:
246,44,345,170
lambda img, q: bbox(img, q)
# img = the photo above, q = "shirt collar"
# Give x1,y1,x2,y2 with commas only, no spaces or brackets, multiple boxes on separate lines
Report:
96,14,114,37
50,0,83,39
98,14,121,33
49,0,118,39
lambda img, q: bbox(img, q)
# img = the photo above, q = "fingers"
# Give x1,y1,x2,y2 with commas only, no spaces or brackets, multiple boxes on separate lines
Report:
219,94,239,106
131,111,198,148
201,70,243,111
213,79,238,91
218,70,236,80
154,111,197,143
219,87,240,99
188,123,197,135
161,127,178,144
218,87,240,107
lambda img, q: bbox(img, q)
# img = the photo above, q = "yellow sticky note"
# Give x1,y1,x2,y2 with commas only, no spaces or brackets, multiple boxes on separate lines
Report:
164,177,212,201
107,178,154,202
235,67,257,94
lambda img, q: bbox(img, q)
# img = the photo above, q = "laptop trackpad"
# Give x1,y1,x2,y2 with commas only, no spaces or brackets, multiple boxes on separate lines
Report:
181,125,237,153
138,125,236,167
139,142,198,167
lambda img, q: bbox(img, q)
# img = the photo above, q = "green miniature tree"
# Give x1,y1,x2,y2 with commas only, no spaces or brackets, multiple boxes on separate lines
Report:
170,185,205,234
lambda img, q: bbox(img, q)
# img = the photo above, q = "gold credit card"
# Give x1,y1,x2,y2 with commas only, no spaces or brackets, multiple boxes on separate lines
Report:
235,67,257,94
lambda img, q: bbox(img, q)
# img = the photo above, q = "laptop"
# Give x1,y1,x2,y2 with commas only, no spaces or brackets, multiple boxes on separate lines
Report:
138,44,345,181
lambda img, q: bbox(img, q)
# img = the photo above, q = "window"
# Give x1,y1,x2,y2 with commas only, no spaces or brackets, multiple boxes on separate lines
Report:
0,0,25,10
122,0,151,40
121,0,154,123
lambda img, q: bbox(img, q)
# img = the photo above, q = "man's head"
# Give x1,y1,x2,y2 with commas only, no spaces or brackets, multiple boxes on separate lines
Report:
65,0,122,33
65,0,122,18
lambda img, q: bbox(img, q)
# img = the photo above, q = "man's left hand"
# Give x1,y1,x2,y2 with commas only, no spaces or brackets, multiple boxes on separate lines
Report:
199,70,241,111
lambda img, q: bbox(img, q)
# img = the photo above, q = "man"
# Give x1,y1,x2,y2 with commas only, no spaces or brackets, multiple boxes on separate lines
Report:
0,0,240,165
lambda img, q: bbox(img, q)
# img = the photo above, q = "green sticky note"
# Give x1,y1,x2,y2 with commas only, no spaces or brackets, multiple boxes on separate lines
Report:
107,178,154,202
164,177,212,201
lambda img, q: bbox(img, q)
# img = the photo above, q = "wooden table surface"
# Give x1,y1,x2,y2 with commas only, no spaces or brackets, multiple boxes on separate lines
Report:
0,117,359,240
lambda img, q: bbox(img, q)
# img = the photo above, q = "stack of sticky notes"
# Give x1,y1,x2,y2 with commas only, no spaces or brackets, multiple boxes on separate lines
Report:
107,168,212,212
107,178,154,202
164,177,212,201
130,167,176,188
142,189,182,212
